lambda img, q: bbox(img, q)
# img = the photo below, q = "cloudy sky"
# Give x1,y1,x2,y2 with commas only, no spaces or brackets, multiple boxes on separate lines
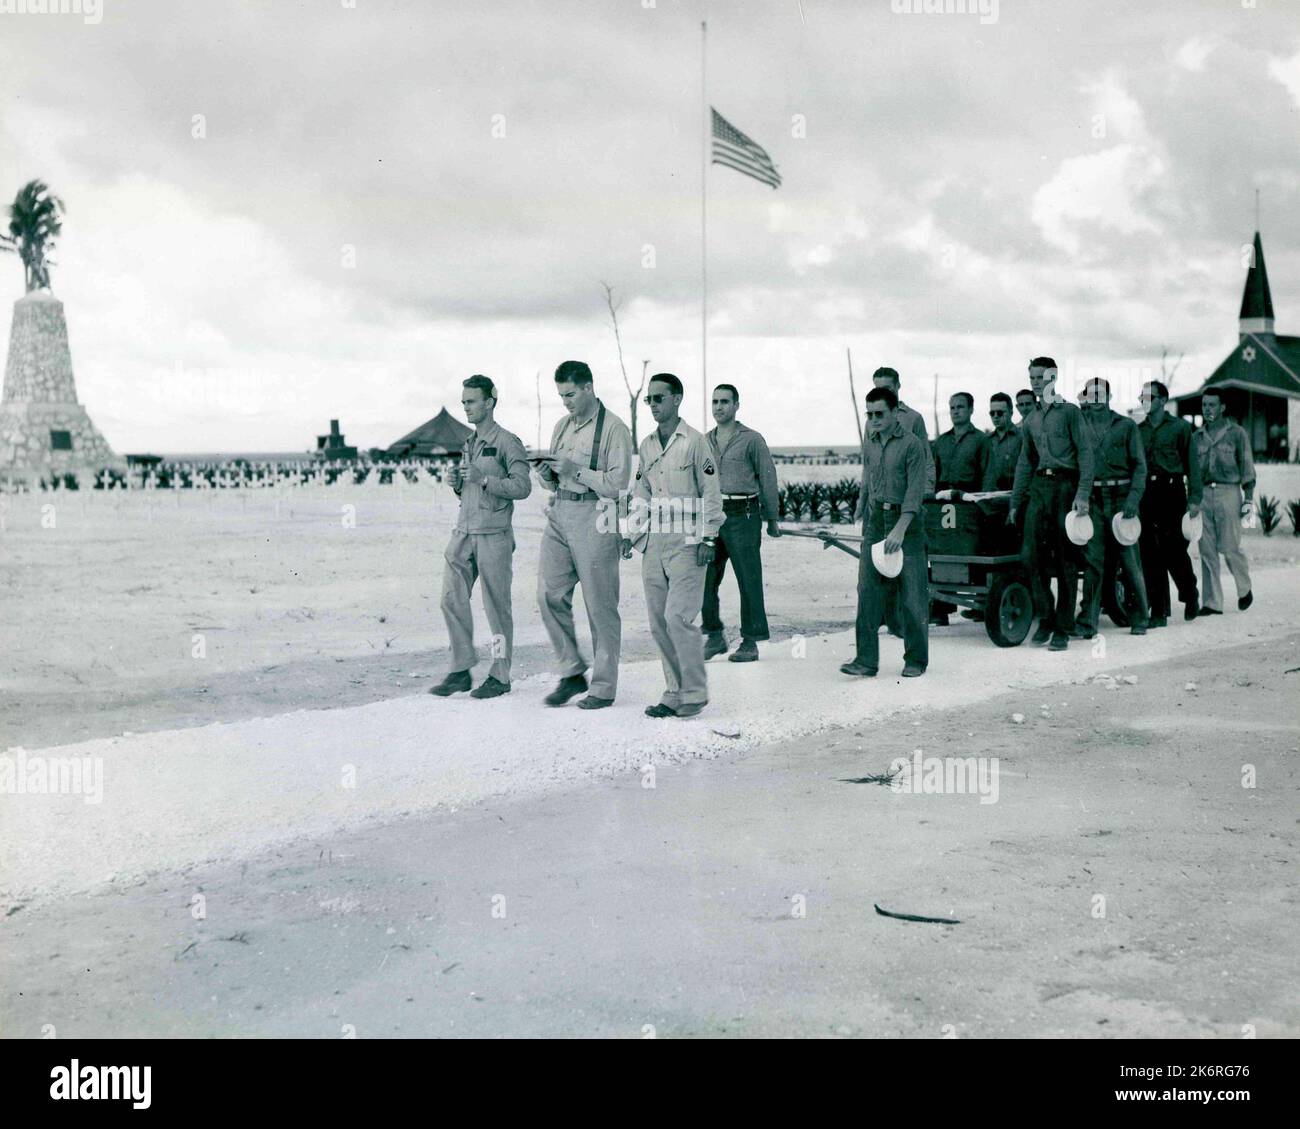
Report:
1,0,1297,452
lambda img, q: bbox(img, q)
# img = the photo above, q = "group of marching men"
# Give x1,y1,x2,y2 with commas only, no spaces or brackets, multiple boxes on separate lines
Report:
429,357,1257,717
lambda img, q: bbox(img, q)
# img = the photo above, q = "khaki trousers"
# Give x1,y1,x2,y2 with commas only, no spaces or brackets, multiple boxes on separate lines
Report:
441,529,514,682
643,536,709,708
1199,483,1251,612
538,499,623,699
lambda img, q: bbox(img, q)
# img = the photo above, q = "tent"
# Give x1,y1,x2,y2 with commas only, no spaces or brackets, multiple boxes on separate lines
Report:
387,407,472,458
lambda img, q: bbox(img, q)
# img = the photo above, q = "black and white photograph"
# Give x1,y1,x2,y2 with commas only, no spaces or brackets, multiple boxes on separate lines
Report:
1,0,1297,1073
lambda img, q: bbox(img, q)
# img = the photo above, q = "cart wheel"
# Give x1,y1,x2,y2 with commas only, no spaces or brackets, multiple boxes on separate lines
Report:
985,574,1033,647
1104,562,1131,628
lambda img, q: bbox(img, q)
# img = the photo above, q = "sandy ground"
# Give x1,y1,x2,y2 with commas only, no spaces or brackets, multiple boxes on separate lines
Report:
3,483,1296,748
1,635,1295,1038
1,486,1298,1037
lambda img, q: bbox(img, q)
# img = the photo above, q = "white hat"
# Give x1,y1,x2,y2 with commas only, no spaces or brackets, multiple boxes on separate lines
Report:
1111,512,1141,547
1065,510,1094,547
871,539,903,578
1181,511,1203,541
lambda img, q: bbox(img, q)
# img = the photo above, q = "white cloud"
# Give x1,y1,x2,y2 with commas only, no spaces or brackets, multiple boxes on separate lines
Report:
1268,48,1300,108
1081,71,1147,141
1031,145,1165,257
1174,38,1216,72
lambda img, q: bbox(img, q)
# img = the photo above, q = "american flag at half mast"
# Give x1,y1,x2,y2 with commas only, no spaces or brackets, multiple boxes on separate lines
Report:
711,108,781,189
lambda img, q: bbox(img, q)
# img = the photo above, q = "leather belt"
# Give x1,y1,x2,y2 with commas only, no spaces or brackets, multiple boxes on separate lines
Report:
1148,472,1179,481
723,493,757,500
558,489,598,502
881,501,901,511
1035,467,1076,477
1093,478,1131,488
1204,480,1236,487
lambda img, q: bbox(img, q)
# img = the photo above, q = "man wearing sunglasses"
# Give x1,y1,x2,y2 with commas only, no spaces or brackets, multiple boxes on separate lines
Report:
982,392,1022,492
624,373,724,718
841,386,929,678
701,383,781,664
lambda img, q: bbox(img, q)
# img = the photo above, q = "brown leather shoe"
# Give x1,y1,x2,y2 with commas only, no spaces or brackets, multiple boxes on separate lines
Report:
576,695,614,710
645,703,677,718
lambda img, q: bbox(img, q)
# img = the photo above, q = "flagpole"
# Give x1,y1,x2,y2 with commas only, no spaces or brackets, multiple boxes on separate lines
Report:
701,18,708,431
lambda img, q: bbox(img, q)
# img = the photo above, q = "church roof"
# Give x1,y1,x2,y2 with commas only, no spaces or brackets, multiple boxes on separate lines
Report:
1239,231,1275,323
387,407,472,456
1176,333,1300,402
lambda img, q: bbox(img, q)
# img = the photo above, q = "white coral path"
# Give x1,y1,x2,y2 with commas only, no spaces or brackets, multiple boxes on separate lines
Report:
2,569,1296,902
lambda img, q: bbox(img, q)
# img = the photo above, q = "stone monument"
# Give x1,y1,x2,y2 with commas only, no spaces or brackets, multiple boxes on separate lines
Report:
0,292,120,479
0,180,120,481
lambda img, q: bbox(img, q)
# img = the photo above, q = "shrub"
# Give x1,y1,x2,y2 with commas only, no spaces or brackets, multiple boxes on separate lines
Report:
1257,494,1280,535
806,482,827,522
1288,499,1300,537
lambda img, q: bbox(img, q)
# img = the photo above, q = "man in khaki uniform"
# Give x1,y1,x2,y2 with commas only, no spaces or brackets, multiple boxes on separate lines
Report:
536,360,633,709
429,375,532,699
1194,388,1255,616
624,372,724,719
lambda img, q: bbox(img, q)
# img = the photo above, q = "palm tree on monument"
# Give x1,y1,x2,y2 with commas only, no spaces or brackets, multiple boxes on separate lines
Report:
0,180,66,292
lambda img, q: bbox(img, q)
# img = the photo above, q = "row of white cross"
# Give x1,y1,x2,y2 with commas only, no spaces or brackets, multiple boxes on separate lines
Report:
5,461,453,493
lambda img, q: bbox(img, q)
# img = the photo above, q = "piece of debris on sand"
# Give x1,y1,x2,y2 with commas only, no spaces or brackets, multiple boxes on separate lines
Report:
873,903,961,925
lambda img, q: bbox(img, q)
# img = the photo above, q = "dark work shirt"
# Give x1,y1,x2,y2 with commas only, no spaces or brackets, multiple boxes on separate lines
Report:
1137,412,1202,505
1081,408,1146,513
932,424,990,494
895,400,935,494
707,421,780,520
982,426,1022,492
1010,398,1095,511
855,421,928,520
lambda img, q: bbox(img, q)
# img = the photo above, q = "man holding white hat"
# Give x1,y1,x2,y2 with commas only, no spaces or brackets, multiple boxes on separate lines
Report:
1075,377,1149,638
1137,381,1201,627
1009,357,1095,652
1193,388,1255,616
842,386,929,678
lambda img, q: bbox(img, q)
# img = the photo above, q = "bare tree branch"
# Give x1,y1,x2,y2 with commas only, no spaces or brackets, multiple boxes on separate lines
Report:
600,281,647,447
600,281,631,397
1160,346,1184,392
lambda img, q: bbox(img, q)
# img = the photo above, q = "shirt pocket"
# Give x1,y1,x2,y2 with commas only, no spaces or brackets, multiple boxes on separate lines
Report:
666,458,697,495
1045,422,1073,463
